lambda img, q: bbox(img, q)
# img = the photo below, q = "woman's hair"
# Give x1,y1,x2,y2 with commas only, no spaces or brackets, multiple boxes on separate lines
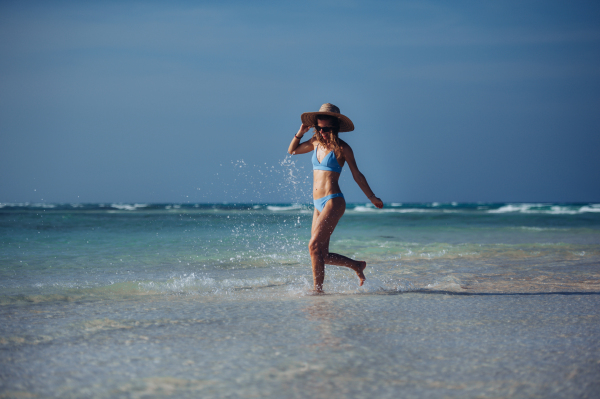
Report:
313,115,344,162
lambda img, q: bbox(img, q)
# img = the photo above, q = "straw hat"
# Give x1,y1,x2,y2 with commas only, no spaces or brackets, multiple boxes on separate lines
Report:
301,103,354,132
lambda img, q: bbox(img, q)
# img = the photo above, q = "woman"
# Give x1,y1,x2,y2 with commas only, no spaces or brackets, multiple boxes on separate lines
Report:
288,103,383,292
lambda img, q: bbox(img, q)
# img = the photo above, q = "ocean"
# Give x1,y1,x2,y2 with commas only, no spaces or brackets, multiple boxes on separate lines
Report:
1,202,599,398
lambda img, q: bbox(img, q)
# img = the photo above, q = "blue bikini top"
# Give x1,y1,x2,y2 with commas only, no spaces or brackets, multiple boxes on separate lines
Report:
312,145,343,173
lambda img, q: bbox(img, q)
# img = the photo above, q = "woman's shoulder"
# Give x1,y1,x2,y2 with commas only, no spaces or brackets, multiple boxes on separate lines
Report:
339,138,353,151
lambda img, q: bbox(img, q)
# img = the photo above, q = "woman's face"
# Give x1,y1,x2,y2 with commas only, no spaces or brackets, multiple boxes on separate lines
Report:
316,119,335,142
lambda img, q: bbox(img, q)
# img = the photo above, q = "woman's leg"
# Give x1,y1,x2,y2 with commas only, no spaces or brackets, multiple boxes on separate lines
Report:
308,197,366,291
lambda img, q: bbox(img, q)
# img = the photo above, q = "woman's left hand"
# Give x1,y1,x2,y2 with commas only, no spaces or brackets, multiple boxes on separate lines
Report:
371,197,384,209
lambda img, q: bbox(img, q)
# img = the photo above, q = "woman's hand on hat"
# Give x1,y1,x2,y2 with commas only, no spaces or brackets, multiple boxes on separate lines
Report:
297,124,311,136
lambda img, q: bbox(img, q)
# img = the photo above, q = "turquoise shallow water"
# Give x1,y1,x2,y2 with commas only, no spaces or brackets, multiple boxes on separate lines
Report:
1,202,599,397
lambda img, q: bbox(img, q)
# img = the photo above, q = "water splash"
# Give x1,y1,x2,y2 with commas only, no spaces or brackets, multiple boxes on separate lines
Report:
279,155,311,204
210,156,311,204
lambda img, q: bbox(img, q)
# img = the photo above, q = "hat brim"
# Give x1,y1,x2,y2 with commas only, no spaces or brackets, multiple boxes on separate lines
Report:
301,111,354,132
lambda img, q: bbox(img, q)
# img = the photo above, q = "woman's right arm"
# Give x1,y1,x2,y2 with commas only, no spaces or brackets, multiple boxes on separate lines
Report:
288,124,314,155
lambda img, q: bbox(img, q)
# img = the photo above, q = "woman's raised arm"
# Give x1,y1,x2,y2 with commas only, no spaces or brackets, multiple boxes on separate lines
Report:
288,124,315,155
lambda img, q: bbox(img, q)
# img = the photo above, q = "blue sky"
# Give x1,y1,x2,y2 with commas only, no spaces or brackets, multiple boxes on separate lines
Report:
1,0,599,203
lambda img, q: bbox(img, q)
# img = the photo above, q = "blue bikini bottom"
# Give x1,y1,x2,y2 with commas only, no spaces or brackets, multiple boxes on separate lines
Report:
313,193,344,212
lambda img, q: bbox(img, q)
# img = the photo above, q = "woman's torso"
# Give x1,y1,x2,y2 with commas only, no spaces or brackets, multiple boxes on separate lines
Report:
312,143,345,199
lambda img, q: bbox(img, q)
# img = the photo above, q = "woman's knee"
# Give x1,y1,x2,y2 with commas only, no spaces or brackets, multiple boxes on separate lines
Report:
308,239,325,257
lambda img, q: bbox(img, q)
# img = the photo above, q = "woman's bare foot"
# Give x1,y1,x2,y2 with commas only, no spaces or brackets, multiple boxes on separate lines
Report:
356,261,367,286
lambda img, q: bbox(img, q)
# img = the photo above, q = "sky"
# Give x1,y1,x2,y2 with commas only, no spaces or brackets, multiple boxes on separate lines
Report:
1,0,599,204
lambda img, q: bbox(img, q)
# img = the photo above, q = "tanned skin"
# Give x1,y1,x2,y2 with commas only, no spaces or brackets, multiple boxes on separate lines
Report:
288,118,383,292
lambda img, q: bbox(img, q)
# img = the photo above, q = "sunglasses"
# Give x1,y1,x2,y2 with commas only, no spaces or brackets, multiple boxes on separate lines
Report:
315,126,334,133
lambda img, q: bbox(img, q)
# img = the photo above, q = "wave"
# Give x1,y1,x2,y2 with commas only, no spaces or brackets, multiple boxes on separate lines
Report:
0,202,57,209
110,203,149,211
488,203,600,215
579,205,600,213
353,206,432,213
350,205,458,213
0,273,313,305
266,204,304,211
0,270,469,304
2,202,599,216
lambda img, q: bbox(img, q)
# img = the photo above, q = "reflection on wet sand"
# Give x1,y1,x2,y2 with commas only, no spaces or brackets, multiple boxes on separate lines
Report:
302,298,350,349
458,271,600,293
